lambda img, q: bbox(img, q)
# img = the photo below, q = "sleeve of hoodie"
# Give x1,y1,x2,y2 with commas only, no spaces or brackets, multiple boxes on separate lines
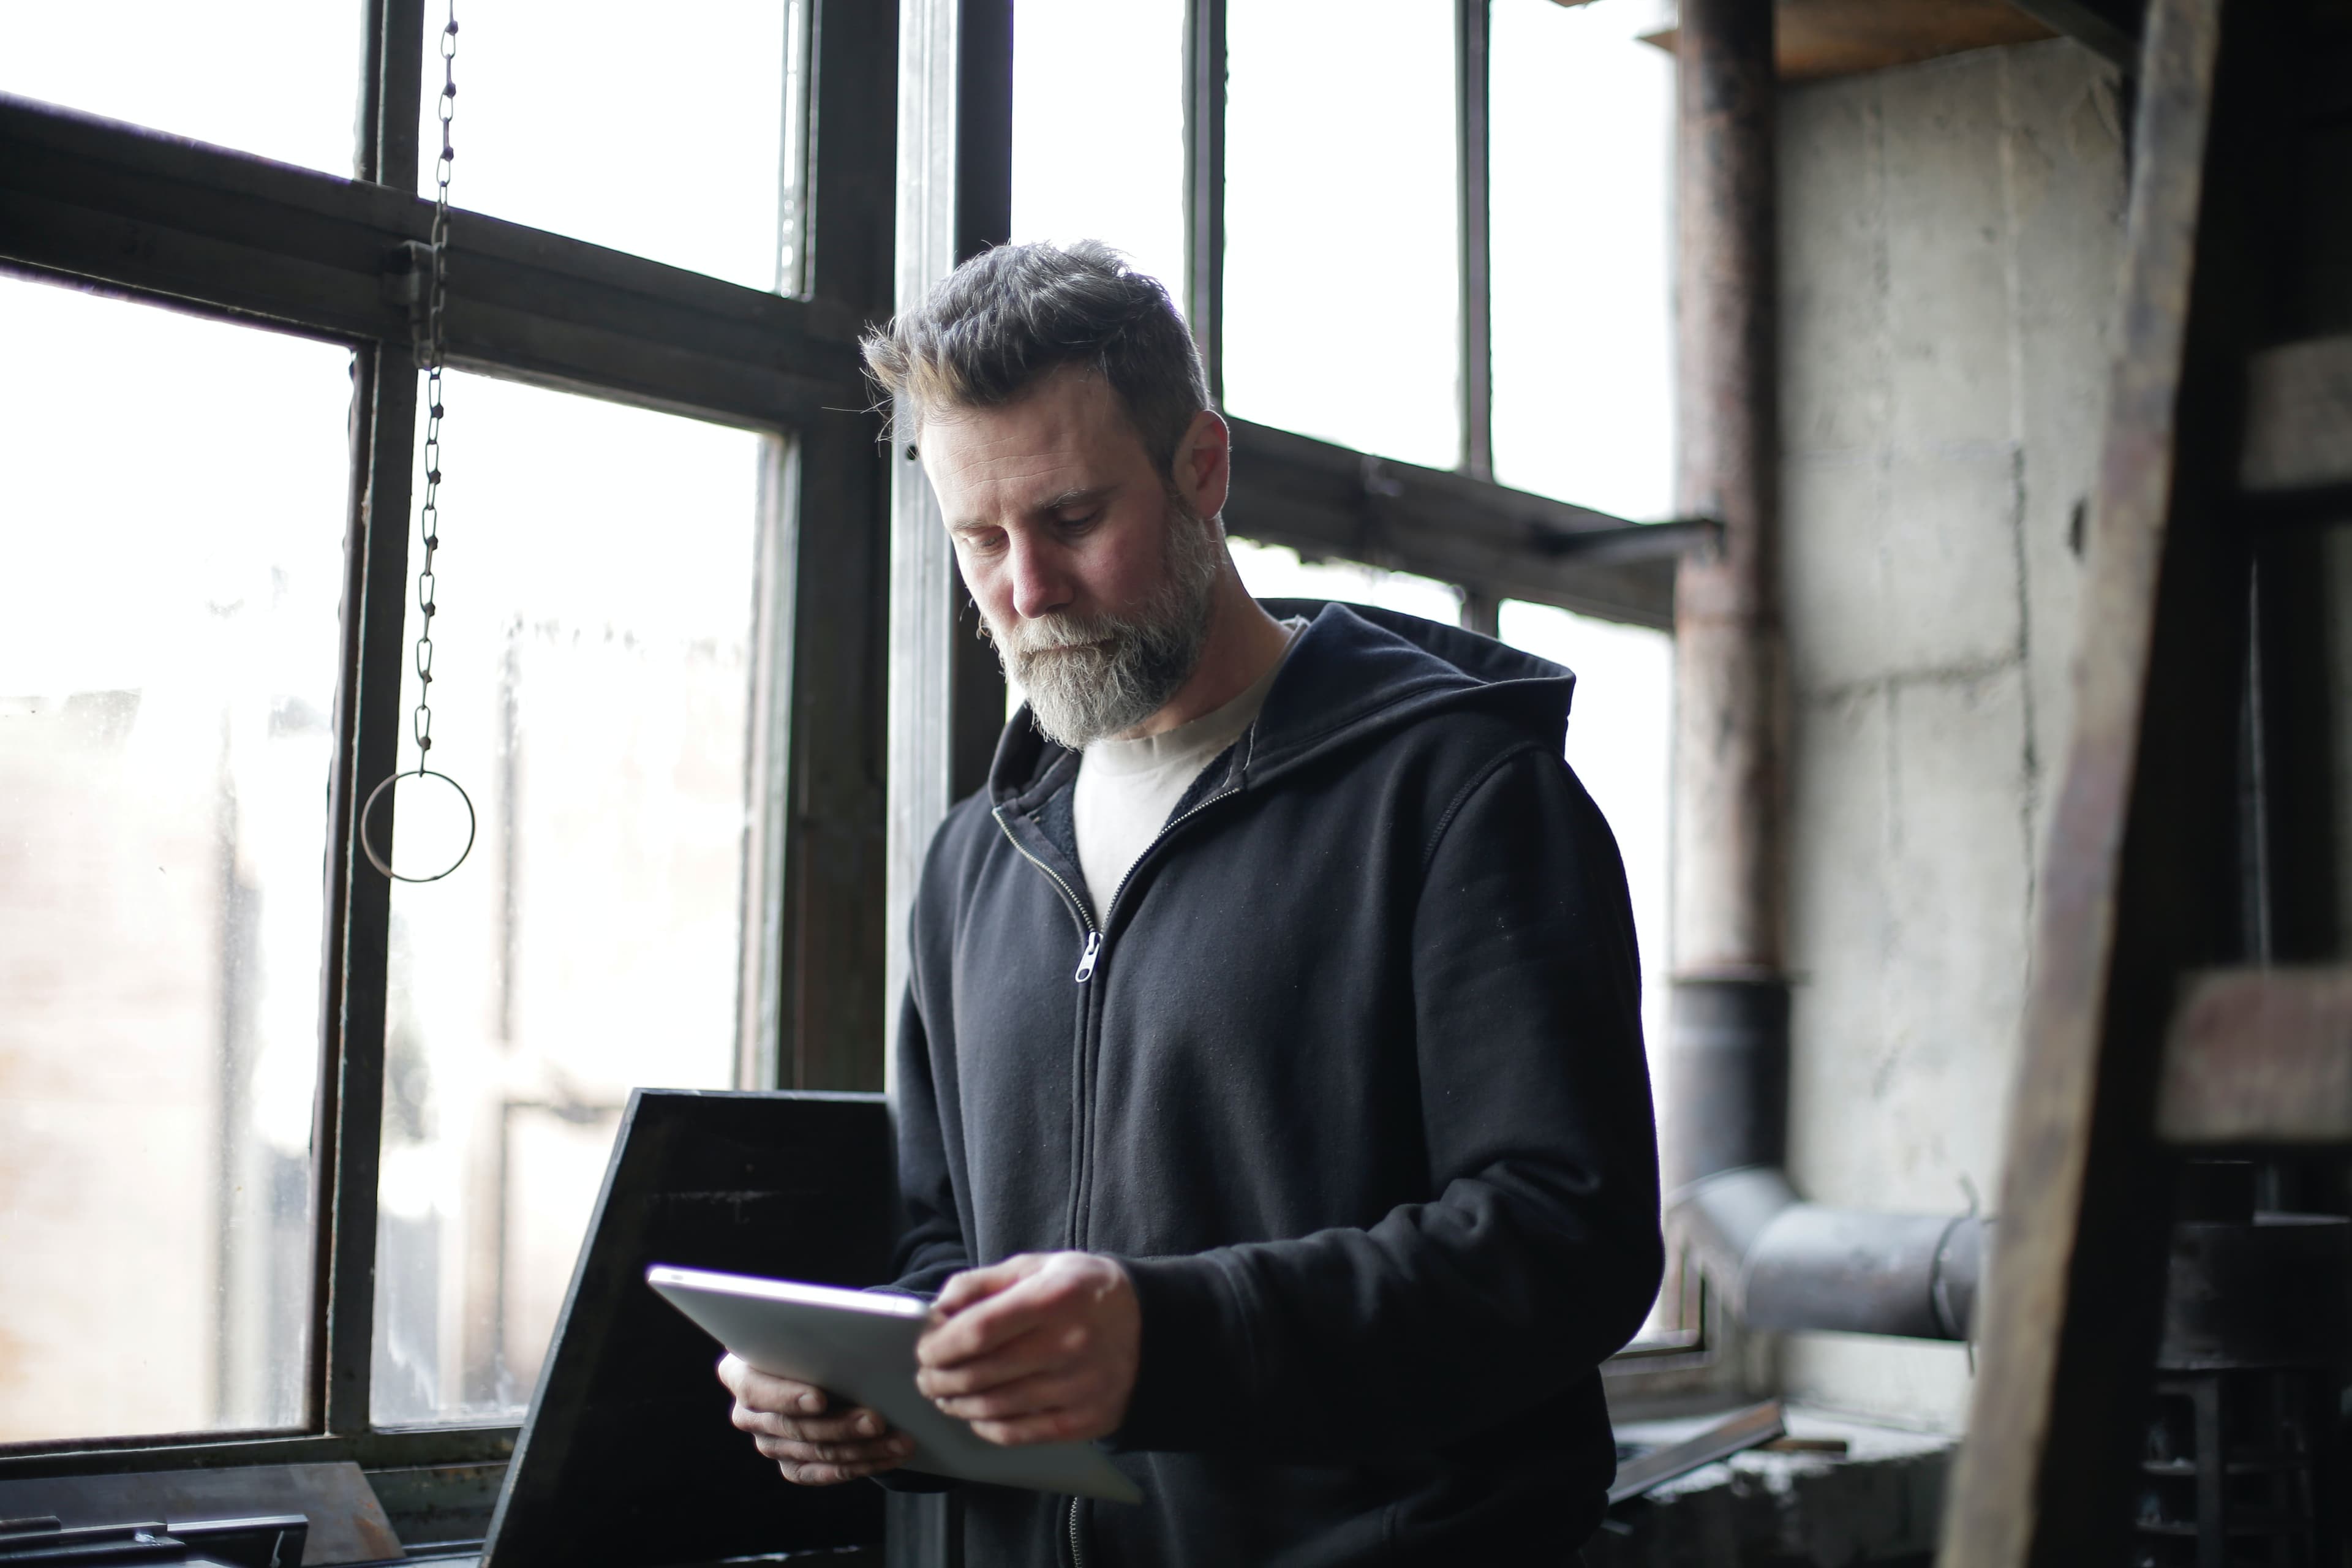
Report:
1114,745,1665,1460
889,897,974,1297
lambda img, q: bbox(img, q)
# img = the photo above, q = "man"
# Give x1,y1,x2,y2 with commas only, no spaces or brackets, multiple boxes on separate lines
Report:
720,241,1662,1564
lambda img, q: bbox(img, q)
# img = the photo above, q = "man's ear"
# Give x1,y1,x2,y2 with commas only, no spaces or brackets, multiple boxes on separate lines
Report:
1173,409,1231,521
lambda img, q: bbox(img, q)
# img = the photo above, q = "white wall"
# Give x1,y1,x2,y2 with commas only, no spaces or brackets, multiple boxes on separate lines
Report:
1773,38,2128,1427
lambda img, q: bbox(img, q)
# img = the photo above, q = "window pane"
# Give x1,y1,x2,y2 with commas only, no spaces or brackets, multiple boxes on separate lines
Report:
371,374,763,1423
418,0,800,291
1495,601,1672,1107
0,279,350,1442
1223,0,1460,469
1231,540,1463,627
3,1,365,177
1489,0,1674,520
1011,0,1189,313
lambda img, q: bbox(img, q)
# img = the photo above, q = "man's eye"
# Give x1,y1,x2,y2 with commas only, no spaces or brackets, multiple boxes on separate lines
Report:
1056,510,1102,533
957,531,1007,555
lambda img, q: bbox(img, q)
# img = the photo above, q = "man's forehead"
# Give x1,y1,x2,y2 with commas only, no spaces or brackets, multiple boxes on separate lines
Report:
921,368,1144,511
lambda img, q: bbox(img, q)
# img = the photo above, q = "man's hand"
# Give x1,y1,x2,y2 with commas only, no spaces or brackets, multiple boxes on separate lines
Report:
718,1354,912,1485
916,1252,1140,1447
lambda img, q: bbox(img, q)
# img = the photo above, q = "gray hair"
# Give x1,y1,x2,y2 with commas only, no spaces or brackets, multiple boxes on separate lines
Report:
861,240,1212,477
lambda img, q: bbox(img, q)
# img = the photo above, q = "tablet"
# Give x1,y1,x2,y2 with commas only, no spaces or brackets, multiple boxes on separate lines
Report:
646,1263,1144,1504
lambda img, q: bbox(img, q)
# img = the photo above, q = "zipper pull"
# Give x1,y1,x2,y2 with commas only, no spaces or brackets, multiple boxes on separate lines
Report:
1073,930,1103,984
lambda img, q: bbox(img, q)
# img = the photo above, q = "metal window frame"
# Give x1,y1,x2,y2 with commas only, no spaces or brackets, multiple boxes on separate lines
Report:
0,0,899,1480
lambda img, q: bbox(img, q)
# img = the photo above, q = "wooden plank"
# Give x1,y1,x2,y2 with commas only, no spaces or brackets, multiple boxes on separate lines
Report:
0,96,869,430
2158,967,2352,1144
1224,418,1685,628
2239,332,2352,499
1938,0,2275,1562
1640,0,2059,82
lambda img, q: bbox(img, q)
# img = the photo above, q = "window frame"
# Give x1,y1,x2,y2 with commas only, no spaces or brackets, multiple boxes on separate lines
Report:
0,0,900,1482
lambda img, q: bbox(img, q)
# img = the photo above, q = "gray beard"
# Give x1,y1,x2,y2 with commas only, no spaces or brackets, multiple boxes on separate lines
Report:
991,501,1226,750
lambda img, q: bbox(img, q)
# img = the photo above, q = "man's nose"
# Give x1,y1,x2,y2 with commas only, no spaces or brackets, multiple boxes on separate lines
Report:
1006,535,1076,622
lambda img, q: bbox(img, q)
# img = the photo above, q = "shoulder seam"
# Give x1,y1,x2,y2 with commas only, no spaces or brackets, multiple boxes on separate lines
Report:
1420,742,1546,880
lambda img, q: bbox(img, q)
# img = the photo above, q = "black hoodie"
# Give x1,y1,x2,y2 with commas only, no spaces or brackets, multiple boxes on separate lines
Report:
891,600,1664,1566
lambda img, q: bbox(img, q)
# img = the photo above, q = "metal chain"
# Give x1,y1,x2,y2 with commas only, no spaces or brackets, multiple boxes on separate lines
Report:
412,0,459,772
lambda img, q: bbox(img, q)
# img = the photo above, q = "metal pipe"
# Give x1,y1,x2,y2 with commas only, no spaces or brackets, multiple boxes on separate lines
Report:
1659,0,1991,1349
1673,1167,1987,1342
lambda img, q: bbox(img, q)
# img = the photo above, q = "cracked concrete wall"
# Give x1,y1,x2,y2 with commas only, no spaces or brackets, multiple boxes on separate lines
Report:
1773,38,2128,1428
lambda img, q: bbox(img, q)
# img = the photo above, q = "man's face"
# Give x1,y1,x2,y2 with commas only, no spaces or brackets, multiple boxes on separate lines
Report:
920,364,1227,748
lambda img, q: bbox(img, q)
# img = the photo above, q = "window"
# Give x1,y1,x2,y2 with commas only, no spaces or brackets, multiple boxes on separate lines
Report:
1222,0,1462,468
1489,0,1675,521
0,280,352,1444
0,0,895,1485
371,378,765,1423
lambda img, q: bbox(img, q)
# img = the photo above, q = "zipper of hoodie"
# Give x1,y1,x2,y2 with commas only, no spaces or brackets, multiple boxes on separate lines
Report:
992,807,1101,979
991,779,1240,985
1066,1496,1087,1568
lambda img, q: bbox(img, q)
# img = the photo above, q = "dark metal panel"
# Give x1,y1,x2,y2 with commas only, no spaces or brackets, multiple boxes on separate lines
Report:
315,342,416,1437
360,0,425,189
949,0,1013,800
1223,418,1686,628
784,424,894,1094
479,1091,895,1568
1457,0,1493,480
1185,0,1227,402
0,1426,516,1481
806,0,900,318
954,0,1013,259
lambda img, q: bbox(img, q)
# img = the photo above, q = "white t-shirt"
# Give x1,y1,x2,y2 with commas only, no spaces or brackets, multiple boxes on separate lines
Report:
1072,620,1303,918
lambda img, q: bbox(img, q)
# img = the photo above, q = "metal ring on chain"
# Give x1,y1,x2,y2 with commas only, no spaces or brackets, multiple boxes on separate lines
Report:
360,767,477,883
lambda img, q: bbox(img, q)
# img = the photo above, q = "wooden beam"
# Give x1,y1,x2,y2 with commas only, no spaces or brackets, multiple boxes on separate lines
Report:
0,96,869,430
1640,0,2060,83
1938,0,2286,1561
2158,967,2352,1144
1224,418,1687,629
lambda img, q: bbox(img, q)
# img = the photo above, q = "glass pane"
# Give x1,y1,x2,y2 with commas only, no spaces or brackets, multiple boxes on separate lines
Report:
3,1,366,177
1223,0,1460,468
371,374,763,1423
1011,0,1189,317
1231,540,1463,626
1489,0,1675,520
418,0,801,291
0,278,350,1442
1494,601,1672,1114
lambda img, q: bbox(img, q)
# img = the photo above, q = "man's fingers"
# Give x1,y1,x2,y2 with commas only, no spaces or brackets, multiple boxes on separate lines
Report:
920,1269,1076,1367
914,1323,1065,1400
932,1253,1042,1314
927,1366,1090,1424
968,1407,1102,1448
753,1431,916,1467
717,1353,829,1415
731,1400,892,1446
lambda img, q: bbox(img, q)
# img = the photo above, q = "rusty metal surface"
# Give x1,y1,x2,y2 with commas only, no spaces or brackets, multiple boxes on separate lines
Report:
1671,0,1785,979
2158,965,2352,1144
